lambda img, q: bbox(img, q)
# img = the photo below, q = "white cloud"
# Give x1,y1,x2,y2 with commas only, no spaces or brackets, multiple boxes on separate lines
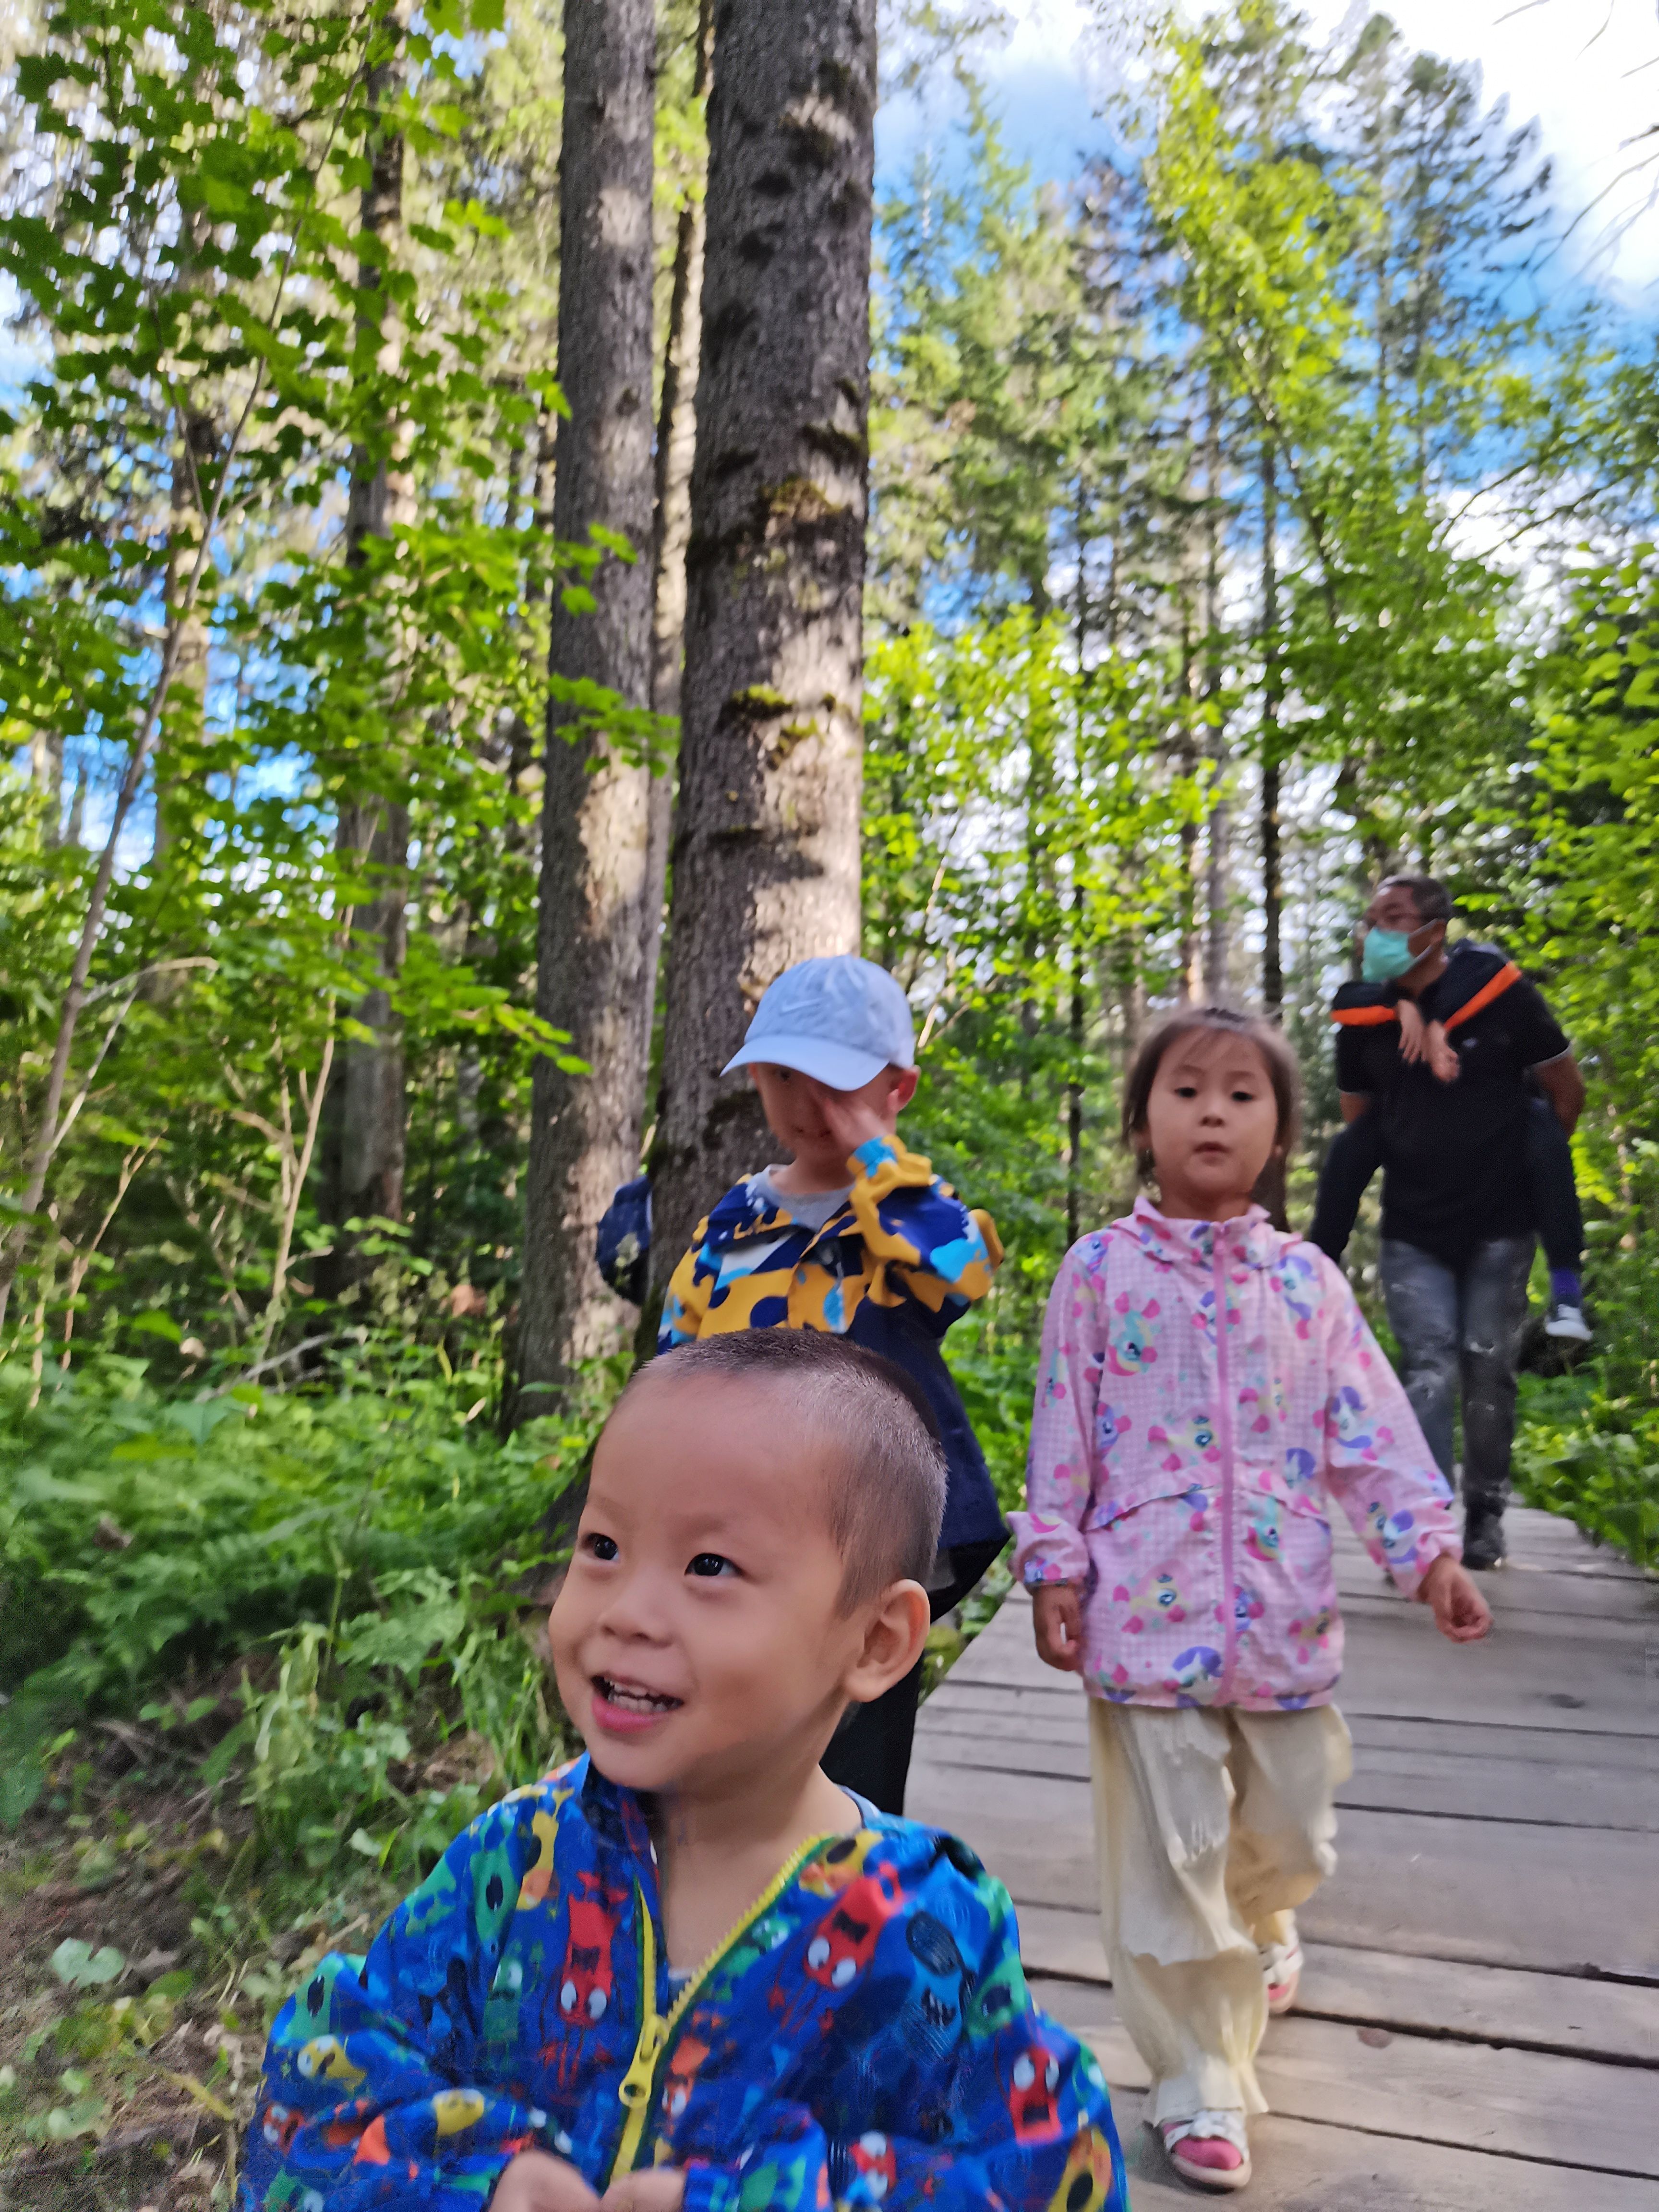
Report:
960,0,1659,300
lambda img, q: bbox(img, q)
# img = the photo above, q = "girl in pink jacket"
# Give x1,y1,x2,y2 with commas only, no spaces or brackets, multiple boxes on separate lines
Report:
1010,1006,1491,2194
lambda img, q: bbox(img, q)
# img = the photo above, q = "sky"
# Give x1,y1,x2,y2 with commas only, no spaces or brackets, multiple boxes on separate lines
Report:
878,0,1659,304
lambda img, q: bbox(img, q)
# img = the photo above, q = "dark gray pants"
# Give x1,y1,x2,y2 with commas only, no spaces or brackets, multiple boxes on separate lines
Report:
1380,1236,1535,1516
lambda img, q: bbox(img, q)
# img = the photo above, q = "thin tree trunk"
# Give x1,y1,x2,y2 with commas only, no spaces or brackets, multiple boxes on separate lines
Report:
640,0,715,1140
650,0,877,1283
153,204,214,871
1202,390,1228,1002
1261,435,1283,1020
1256,433,1288,1227
152,415,214,867
517,0,658,1409
317,7,414,1286
1068,481,1088,1247
1176,604,1202,1006
29,728,63,844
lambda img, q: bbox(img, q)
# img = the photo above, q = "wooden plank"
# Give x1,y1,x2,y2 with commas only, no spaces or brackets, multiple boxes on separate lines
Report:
1031,1976,1658,2180
1104,2085,1659,2212
1334,1559,1659,1624
906,1759,1659,1978
1013,1902,1659,2067
913,1706,1659,1829
1331,1503,1649,1583
1338,1587,1658,1651
947,1587,1659,1736
924,1681,1659,1775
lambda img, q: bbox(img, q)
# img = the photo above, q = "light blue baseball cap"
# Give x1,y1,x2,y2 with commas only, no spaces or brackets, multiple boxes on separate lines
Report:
722,955,916,1092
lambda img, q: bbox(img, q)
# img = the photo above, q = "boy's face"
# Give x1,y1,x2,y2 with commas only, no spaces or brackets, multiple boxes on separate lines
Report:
749,1063,919,1185
549,1378,889,1800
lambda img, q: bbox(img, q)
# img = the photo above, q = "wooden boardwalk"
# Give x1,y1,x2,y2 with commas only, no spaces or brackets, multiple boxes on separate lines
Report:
910,1507,1659,2207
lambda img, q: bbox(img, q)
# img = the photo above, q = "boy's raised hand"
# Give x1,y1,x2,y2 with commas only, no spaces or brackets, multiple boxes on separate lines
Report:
809,1077,894,1169
1419,1554,1493,1643
1033,1583,1083,1672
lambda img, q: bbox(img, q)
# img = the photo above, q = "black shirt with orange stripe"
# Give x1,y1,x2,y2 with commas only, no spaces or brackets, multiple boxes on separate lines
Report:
1333,942,1569,1266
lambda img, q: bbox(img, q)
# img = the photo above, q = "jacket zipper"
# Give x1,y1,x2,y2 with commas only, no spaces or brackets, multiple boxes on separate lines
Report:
1213,1231,1238,1701
607,1832,837,2182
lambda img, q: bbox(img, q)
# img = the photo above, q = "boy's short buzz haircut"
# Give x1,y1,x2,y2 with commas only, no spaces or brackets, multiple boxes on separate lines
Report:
621,1332,948,1611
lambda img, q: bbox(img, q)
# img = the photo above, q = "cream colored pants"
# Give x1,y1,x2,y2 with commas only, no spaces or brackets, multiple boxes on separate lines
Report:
1088,1699,1353,2124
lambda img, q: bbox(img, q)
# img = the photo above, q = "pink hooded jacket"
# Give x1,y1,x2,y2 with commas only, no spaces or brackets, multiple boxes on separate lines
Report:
1008,1198,1461,1712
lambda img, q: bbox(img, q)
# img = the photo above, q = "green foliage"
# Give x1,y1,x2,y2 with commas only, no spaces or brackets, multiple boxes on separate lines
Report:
0,1351,604,1830
1512,1201,1659,1569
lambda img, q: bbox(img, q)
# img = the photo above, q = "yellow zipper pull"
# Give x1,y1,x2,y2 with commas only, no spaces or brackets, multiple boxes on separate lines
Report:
618,1883,661,2110
618,2011,667,2109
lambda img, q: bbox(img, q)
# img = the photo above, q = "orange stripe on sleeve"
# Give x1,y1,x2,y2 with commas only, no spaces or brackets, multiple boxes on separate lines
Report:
1331,1005,1400,1028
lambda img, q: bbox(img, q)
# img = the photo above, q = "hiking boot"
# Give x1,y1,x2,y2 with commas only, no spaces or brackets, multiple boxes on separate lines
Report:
1545,1299,1591,1343
1462,1508,1507,1571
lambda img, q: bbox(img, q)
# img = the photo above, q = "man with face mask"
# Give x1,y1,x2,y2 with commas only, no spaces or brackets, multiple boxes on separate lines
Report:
1307,876,1587,1569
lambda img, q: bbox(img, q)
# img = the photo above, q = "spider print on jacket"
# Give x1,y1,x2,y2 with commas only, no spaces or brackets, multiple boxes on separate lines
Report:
1010,1197,1459,1711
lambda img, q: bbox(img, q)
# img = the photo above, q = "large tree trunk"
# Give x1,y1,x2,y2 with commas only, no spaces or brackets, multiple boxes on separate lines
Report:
517,0,657,1410
318,9,414,1284
650,0,877,1280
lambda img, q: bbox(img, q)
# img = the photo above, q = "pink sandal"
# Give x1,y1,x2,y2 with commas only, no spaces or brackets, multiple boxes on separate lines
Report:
1263,1937,1302,2016
1157,2111,1251,2192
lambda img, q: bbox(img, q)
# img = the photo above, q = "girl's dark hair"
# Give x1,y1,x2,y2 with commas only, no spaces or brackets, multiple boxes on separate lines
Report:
1120,1005,1301,1182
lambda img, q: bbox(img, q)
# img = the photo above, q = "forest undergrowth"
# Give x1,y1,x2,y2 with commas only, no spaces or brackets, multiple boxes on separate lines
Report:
0,1302,1042,2208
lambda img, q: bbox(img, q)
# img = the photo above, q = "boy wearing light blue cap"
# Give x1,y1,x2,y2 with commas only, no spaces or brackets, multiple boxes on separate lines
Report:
647,955,1007,1814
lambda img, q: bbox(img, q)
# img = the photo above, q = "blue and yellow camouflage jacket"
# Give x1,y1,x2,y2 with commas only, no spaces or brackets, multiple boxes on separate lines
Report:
657,1136,1006,1552
243,1756,1124,2212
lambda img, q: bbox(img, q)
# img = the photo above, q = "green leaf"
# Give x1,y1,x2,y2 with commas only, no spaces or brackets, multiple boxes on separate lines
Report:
130,1312,183,1344
49,1940,126,1990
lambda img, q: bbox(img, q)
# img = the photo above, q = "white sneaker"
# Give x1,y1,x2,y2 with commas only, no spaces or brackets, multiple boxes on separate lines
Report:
1545,1301,1591,1343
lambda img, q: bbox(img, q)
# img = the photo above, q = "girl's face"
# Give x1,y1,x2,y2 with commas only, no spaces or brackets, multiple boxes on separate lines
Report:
1134,1030,1282,1221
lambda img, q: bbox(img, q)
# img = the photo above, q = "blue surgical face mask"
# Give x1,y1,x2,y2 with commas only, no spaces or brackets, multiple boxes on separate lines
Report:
1361,926,1418,982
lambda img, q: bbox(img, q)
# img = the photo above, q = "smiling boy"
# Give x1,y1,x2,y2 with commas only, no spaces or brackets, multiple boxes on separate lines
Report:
243,1332,1125,2212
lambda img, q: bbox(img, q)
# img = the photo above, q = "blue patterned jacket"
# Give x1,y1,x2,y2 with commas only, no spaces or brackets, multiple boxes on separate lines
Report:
243,1756,1124,2212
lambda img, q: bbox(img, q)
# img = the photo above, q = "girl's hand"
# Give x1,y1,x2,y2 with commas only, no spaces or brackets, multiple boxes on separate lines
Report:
1397,999,1428,1063
492,2152,601,2212
1419,1555,1493,1643
1425,1021,1460,1084
1032,1583,1083,1672
602,2171,685,2211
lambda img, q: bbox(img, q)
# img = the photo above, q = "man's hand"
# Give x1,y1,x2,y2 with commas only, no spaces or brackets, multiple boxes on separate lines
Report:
602,2171,686,2211
492,2152,601,2212
1032,1583,1083,1672
810,1079,893,1170
1419,1555,1493,1643
1397,999,1428,1064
